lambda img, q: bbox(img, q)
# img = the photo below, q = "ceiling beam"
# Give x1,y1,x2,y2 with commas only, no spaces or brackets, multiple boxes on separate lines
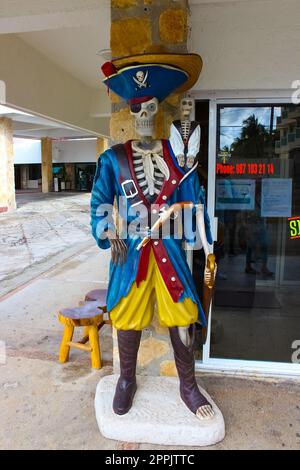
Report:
0,35,109,137
12,123,60,132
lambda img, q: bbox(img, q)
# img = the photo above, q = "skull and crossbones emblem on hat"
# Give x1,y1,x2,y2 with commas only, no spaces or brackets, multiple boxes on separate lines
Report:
133,70,149,89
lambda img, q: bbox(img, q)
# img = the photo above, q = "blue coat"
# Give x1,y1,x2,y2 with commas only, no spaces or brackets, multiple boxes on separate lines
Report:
90,140,212,326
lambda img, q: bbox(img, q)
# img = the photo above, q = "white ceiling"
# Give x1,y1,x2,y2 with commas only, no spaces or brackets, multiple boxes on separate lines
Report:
18,24,109,90
1,0,259,93
0,0,102,18
0,0,110,90
0,105,94,139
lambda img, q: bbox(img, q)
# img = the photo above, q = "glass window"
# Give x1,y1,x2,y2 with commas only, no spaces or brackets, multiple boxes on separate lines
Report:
211,104,300,363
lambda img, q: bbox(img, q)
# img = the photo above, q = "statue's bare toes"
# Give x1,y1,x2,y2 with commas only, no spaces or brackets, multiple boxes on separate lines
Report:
196,404,215,420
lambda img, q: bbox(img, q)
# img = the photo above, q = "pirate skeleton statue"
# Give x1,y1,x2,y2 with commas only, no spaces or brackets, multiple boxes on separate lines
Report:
91,53,217,420
169,97,200,169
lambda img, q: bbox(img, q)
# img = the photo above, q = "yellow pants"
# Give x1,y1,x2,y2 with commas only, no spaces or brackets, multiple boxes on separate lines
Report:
110,249,198,330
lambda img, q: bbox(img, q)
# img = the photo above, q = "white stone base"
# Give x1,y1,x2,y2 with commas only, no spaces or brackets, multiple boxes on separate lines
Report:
95,375,225,447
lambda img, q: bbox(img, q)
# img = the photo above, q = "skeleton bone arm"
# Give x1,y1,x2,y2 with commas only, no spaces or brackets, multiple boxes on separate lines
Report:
179,205,215,347
196,204,217,287
187,124,201,158
196,203,212,258
169,123,185,157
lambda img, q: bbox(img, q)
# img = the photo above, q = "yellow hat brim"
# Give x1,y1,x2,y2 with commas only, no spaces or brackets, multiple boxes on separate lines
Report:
112,53,203,94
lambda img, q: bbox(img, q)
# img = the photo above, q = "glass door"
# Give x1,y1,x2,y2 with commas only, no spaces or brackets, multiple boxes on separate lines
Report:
201,99,300,373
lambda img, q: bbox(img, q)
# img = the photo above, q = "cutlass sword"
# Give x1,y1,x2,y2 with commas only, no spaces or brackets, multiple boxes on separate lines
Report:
136,201,194,251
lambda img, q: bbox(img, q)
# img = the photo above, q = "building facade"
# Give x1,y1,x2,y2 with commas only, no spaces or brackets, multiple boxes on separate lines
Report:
13,137,100,192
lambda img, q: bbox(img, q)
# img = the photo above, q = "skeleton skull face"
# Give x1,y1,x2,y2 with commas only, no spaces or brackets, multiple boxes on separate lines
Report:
130,97,158,138
136,71,145,83
180,97,194,119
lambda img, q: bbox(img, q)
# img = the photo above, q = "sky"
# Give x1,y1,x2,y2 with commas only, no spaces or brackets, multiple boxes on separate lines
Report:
219,106,283,150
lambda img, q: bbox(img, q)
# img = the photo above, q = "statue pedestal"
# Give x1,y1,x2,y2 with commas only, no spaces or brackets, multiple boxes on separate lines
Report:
95,375,225,447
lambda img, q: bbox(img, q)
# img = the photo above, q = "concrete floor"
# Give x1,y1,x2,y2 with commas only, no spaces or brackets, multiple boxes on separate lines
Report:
0,191,94,296
0,192,300,450
0,244,299,449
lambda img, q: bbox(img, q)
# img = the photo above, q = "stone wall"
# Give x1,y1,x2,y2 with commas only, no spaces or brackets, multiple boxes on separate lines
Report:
41,137,53,193
110,0,189,143
96,137,109,156
110,0,190,376
0,118,16,212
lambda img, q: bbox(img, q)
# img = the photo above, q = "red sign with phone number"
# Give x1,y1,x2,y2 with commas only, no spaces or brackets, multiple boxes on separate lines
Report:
216,162,275,176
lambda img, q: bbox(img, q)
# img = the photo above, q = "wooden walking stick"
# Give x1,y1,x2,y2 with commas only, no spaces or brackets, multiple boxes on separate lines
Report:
201,253,217,344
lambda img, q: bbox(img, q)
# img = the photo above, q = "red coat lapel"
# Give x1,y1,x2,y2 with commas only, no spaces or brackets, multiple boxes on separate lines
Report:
154,140,184,206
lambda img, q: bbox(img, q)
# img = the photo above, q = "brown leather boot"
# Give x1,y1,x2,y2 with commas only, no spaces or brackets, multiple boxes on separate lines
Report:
113,329,142,415
169,325,212,415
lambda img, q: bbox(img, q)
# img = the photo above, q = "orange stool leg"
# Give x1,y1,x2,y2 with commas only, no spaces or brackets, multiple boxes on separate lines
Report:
59,324,74,363
88,325,101,369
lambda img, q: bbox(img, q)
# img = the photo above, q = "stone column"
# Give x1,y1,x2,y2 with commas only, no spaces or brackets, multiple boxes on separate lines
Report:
110,0,188,143
96,137,109,157
41,137,53,193
110,0,190,377
0,117,16,212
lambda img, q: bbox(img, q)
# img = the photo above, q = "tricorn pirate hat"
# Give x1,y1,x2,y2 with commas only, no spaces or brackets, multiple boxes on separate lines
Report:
101,53,202,104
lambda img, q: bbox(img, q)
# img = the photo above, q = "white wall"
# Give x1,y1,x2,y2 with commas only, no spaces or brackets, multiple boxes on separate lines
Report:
13,138,97,164
0,35,108,135
191,0,300,91
53,139,97,163
13,138,41,164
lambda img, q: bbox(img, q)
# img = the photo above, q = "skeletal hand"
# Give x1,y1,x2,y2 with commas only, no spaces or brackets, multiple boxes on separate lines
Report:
107,230,128,266
177,154,185,167
204,264,217,286
186,156,196,169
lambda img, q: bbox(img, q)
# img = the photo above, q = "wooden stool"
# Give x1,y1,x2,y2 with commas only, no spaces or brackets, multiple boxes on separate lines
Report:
81,289,111,325
85,289,107,310
58,302,109,369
